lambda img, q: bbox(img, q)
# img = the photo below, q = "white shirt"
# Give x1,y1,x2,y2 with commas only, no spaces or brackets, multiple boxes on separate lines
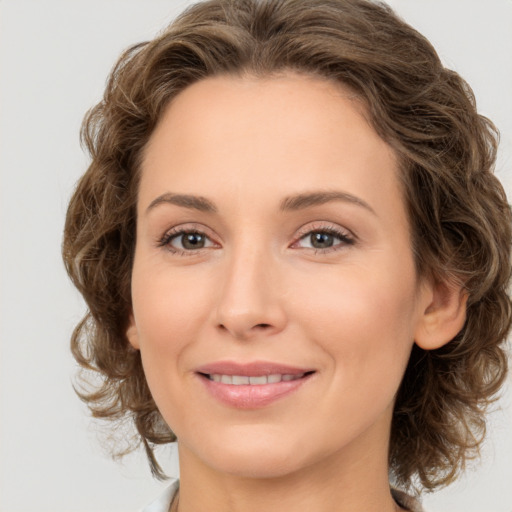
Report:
140,480,179,512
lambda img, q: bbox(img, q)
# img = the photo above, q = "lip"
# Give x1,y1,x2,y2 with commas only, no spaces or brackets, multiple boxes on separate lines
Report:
195,360,315,409
196,360,313,377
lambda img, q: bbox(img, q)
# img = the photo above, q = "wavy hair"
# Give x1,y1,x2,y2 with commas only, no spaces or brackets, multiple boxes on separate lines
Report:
62,0,512,491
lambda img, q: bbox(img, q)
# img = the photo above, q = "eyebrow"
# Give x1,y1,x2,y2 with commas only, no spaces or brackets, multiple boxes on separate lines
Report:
145,190,376,216
280,190,376,215
146,193,217,214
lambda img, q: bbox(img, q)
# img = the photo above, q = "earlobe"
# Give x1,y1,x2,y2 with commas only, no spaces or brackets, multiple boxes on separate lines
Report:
414,278,468,351
125,314,140,350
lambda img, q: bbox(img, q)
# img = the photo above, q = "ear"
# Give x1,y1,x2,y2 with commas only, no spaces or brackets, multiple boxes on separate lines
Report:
125,313,140,350
414,277,468,351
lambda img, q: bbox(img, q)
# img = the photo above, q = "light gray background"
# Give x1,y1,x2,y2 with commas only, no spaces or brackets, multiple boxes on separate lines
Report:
1,1,511,511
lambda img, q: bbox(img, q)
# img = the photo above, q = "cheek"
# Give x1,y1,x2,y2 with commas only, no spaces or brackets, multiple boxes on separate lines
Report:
288,266,418,444
293,261,419,391
130,262,214,405
132,260,212,347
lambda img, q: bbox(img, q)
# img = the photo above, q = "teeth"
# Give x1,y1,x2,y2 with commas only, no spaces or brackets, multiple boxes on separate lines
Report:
220,375,232,384
209,373,305,385
232,375,250,385
249,375,267,385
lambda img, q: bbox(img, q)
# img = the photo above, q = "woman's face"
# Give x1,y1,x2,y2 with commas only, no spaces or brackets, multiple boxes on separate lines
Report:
127,73,433,479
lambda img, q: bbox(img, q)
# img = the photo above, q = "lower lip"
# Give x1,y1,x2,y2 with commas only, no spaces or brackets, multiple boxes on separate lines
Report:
198,374,313,409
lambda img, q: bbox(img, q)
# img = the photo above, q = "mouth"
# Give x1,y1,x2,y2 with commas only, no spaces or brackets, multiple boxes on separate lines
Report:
195,361,316,409
200,372,312,385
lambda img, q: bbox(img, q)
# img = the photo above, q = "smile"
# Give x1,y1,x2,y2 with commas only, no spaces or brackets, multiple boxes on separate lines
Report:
205,373,307,385
195,362,315,409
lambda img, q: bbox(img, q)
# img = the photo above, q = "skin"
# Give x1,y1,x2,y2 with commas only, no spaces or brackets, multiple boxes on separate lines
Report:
126,73,466,512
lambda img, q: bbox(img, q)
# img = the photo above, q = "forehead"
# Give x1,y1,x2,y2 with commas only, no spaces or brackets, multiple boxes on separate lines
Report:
139,73,403,221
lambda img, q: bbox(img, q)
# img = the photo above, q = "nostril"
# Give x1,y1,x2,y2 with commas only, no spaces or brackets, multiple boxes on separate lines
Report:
216,321,277,339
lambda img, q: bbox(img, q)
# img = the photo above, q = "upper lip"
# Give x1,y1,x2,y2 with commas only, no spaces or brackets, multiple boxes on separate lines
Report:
195,360,314,377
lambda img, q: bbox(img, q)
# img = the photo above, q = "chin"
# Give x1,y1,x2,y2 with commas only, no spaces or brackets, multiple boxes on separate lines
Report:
184,428,314,479
210,450,305,479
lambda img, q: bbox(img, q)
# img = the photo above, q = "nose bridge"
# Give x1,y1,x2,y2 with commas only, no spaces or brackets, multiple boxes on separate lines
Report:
215,233,285,339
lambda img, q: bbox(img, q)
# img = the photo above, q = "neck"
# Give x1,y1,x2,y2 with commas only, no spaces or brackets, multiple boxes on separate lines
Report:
175,419,403,512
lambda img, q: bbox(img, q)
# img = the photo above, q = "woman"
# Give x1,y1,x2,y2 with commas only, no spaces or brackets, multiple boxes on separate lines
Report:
62,0,512,511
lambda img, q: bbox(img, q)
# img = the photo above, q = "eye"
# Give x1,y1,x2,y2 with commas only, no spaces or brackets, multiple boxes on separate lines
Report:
159,229,217,254
293,225,355,252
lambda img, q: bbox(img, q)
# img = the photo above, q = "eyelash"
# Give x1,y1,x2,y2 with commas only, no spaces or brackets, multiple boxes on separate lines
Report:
158,223,355,256
157,225,217,256
293,223,355,254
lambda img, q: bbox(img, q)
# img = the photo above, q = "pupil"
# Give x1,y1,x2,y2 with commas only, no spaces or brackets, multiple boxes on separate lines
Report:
311,232,333,249
182,233,205,249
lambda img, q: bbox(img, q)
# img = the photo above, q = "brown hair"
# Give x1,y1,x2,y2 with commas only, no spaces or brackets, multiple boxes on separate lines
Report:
62,0,512,492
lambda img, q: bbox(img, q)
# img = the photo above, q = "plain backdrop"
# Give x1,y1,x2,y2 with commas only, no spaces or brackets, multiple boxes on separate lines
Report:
1,1,511,511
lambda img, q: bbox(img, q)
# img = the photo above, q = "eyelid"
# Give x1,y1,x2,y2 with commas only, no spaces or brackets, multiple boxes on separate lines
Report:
295,220,355,239
291,221,356,251
157,223,220,254
156,220,356,255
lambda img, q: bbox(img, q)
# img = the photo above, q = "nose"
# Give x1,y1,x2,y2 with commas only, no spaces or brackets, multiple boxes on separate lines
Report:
214,242,287,341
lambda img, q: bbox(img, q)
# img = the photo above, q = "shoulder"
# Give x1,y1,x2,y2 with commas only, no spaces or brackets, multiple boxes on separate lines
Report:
140,479,179,512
